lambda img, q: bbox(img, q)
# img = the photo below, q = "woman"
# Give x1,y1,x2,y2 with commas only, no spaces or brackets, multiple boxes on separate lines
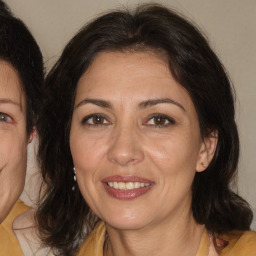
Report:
0,0,44,254
16,4,256,256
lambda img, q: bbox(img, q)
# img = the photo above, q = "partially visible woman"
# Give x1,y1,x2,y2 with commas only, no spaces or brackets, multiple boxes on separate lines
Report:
16,3,256,256
0,0,44,254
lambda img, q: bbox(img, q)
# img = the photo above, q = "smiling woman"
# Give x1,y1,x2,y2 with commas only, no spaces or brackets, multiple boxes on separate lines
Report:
0,0,43,254
15,3,256,256
70,51,214,235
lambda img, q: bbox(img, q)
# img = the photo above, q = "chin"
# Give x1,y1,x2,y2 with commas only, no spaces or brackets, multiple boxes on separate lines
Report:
102,209,151,231
107,219,148,231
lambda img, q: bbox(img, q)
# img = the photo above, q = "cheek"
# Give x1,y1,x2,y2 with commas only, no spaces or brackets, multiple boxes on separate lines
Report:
70,133,108,178
144,130,202,201
70,132,110,214
143,136,199,212
0,133,28,221
0,132,27,167
146,132,200,172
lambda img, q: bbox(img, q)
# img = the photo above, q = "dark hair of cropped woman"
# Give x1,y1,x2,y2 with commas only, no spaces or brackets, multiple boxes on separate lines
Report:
0,0,12,16
0,1,44,133
36,4,253,255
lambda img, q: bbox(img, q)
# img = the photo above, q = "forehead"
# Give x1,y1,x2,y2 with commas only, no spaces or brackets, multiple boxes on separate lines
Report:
0,60,25,109
79,50,170,85
76,51,194,109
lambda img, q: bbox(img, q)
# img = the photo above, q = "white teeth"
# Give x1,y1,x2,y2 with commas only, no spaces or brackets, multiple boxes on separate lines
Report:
113,182,118,189
107,181,151,190
118,182,126,190
134,182,140,188
126,182,134,190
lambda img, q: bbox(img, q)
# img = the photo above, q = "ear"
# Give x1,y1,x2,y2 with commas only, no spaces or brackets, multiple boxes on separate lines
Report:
27,126,36,144
196,130,218,173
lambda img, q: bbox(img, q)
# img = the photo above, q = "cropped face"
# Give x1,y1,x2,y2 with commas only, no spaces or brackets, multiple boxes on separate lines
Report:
0,61,32,223
70,51,216,231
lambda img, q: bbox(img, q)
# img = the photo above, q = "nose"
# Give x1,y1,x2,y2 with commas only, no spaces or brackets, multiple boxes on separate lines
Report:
107,126,144,166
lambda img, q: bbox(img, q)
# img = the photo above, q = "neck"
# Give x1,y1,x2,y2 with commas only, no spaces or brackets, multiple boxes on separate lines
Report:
104,206,205,256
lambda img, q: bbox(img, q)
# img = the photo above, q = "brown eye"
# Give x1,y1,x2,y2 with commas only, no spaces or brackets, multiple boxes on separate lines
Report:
146,114,175,127
82,114,109,126
92,115,105,124
153,116,167,125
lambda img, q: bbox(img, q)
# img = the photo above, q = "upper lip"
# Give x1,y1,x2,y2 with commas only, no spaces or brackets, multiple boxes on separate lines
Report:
102,175,154,183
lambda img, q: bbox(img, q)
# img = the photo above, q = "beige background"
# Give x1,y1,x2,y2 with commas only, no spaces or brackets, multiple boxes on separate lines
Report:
5,0,256,228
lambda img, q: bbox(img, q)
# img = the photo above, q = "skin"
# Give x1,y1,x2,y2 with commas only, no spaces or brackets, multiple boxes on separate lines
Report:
0,61,33,223
70,51,217,256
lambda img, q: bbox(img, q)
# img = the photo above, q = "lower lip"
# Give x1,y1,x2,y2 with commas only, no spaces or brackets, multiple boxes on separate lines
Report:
102,183,153,200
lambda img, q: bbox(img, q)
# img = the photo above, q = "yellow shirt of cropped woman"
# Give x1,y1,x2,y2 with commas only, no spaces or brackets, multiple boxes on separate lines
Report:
0,199,28,256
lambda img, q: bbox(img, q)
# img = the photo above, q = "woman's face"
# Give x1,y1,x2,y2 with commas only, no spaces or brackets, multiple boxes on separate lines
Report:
0,61,31,223
70,51,216,230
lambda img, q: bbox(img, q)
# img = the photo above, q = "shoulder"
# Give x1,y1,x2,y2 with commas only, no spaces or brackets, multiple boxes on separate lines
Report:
220,230,256,256
0,199,29,256
77,221,106,256
13,208,53,256
1,199,29,231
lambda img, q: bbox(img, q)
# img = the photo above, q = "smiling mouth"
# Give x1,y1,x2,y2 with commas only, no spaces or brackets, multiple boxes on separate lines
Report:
107,181,151,190
102,176,154,200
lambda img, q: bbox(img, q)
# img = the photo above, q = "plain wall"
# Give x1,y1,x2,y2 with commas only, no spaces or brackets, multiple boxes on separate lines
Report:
5,0,256,228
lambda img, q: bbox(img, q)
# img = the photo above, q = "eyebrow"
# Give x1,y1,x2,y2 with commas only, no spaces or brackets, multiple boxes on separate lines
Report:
0,98,21,107
75,98,113,109
139,98,185,111
75,97,185,112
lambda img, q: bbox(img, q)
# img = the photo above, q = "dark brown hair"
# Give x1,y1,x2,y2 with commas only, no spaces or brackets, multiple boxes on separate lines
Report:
0,0,44,134
36,4,253,255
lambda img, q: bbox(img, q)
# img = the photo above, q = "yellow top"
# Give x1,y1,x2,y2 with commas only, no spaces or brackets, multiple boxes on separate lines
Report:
0,199,28,256
77,221,256,256
220,230,256,256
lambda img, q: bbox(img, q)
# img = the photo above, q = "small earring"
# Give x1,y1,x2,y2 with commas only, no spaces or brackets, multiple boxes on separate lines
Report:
72,167,77,191
73,167,77,181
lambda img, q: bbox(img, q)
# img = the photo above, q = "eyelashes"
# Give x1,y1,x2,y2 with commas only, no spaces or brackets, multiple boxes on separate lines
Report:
81,113,176,128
